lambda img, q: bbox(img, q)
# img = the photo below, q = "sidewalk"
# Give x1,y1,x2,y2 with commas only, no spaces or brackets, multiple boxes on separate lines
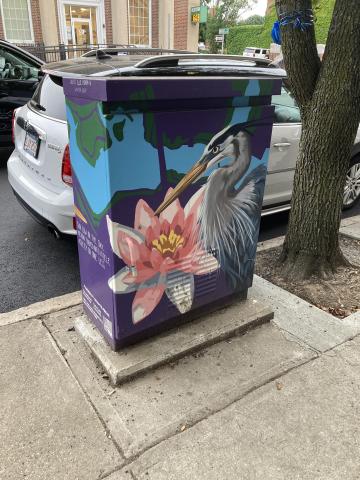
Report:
1,215,360,480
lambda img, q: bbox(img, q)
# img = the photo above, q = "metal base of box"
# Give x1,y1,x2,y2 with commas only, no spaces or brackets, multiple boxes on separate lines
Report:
74,294,274,386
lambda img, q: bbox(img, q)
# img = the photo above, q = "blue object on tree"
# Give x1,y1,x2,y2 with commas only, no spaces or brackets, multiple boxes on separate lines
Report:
279,9,314,31
271,20,282,45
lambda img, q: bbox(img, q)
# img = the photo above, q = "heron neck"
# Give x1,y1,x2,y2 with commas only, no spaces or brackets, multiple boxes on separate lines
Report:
226,139,251,192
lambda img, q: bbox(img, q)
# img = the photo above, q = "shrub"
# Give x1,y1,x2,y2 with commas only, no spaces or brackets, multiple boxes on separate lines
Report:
226,0,335,55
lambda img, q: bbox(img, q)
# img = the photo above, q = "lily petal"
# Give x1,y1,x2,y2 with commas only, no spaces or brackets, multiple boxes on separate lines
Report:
108,267,163,294
134,199,161,236
165,271,194,314
191,252,219,275
184,186,205,221
106,215,144,260
132,283,166,324
160,188,183,225
117,233,141,266
108,267,139,294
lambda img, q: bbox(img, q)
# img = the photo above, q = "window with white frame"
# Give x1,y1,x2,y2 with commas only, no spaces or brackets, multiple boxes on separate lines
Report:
128,0,150,46
1,0,33,43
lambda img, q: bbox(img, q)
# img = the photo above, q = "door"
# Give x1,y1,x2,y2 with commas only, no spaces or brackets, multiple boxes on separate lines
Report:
71,18,93,45
263,87,302,207
0,45,40,149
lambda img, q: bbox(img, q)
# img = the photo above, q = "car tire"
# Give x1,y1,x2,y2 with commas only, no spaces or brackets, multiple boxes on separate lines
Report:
343,155,360,210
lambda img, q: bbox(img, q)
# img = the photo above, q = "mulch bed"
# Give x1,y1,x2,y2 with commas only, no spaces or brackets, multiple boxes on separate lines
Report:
255,236,360,318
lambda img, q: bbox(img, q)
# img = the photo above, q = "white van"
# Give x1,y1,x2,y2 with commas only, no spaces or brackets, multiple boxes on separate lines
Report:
243,47,269,59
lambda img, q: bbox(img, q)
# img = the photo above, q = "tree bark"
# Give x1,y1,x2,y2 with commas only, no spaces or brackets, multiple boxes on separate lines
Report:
275,0,360,279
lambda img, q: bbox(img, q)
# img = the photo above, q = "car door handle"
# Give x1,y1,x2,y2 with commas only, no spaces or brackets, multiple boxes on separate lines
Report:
273,142,291,148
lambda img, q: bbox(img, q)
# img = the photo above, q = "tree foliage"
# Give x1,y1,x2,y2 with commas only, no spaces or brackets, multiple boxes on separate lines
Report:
238,14,265,24
205,0,255,53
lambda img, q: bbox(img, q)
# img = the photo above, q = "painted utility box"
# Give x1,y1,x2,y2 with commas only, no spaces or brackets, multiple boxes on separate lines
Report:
62,56,283,349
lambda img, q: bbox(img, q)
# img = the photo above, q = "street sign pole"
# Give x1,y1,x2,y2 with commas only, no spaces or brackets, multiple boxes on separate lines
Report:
218,28,229,55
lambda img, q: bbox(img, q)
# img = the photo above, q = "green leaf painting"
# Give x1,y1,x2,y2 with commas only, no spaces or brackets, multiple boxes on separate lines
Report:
113,119,126,142
67,100,112,167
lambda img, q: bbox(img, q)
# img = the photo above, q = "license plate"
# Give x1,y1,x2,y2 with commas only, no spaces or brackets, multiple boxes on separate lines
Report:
24,131,40,158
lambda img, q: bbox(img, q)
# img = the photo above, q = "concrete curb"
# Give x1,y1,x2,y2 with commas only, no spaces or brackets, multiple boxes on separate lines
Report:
75,299,274,386
256,215,360,253
0,290,82,327
251,275,360,353
257,235,284,252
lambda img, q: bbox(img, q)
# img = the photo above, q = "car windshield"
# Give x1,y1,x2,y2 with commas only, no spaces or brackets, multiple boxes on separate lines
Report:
31,74,66,121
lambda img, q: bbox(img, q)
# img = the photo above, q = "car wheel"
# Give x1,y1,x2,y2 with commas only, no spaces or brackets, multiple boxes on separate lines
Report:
343,156,360,210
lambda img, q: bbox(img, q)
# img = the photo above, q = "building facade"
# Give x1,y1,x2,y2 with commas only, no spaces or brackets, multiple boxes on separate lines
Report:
0,0,199,51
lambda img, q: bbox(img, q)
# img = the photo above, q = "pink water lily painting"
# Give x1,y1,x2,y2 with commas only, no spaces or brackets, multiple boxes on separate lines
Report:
106,188,219,324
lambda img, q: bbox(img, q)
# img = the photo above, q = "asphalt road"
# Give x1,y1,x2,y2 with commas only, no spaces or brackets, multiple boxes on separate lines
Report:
1,152,359,313
0,153,80,313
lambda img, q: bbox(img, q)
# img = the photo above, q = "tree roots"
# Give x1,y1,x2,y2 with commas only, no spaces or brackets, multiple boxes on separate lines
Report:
278,247,351,281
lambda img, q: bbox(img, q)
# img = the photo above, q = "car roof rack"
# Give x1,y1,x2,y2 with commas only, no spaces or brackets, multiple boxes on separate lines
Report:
134,54,274,69
83,47,190,58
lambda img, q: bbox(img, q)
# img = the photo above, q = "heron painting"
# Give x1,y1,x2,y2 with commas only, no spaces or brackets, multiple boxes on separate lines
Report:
105,122,267,324
155,124,266,289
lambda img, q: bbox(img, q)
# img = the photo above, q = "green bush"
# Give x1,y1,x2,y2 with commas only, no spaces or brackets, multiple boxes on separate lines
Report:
313,0,335,44
227,25,264,55
227,0,335,55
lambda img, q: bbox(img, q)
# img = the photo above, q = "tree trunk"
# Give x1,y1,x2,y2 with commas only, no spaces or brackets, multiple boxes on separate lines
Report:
281,102,359,278
276,0,360,279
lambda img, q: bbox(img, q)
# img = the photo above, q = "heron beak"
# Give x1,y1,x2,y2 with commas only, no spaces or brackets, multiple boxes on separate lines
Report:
154,160,207,216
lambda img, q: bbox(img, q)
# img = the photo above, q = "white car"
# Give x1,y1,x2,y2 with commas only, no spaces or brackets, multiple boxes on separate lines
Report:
243,47,270,59
8,74,73,236
8,55,360,237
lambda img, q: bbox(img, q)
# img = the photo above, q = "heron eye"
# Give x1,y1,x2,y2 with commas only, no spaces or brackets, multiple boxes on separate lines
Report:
212,145,220,154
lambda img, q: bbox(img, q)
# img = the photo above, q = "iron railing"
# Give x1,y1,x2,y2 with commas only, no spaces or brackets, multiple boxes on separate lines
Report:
16,43,190,63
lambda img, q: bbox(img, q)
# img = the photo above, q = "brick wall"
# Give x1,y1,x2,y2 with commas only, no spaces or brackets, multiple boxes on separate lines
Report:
174,0,188,50
151,0,159,47
30,0,43,43
104,0,113,44
0,9,4,38
0,0,42,43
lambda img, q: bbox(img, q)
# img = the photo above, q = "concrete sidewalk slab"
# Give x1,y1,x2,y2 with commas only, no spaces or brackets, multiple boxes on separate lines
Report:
104,470,133,480
128,336,360,480
340,221,360,240
340,216,360,227
75,298,273,385
0,319,123,480
0,290,82,327
251,275,360,353
45,306,315,458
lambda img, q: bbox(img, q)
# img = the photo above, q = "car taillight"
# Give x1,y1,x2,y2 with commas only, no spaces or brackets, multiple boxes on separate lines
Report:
61,144,72,186
11,109,16,144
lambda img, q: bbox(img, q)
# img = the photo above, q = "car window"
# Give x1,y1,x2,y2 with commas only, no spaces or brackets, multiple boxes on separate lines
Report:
0,47,39,81
31,74,66,121
272,87,301,123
